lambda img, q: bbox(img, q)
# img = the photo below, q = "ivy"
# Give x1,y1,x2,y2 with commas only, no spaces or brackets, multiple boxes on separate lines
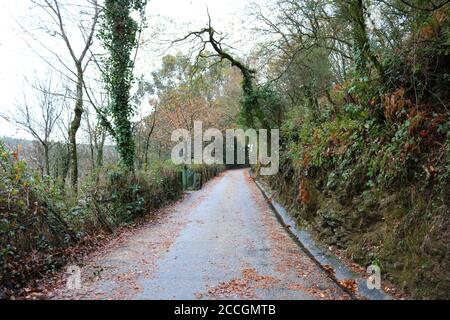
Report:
99,0,147,169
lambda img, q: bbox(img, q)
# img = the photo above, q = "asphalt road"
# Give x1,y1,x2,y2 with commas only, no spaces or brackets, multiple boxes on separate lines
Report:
50,169,349,300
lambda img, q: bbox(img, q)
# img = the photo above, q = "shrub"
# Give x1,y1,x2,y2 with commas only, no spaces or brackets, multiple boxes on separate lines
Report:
0,139,223,298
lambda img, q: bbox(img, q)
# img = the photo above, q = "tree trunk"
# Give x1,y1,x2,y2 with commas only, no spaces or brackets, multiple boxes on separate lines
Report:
96,130,106,168
69,65,84,192
43,143,50,176
89,129,95,173
144,125,156,170
342,0,384,78
144,134,151,170
62,143,70,183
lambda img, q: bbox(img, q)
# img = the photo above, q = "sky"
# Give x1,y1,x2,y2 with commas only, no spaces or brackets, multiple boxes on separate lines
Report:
0,0,257,140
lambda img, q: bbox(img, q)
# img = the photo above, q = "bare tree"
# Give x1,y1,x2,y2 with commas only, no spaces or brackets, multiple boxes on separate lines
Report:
53,96,73,186
31,0,100,191
133,100,158,170
174,12,271,129
84,94,108,172
1,74,66,176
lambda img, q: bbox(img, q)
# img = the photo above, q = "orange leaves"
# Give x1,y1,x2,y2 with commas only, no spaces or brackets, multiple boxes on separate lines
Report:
434,9,447,25
417,7,448,41
419,25,435,40
407,110,425,136
331,132,339,145
339,279,358,293
298,179,310,205
382,87,414,120
382,88,437,140
207,269,279,299
12,144,22,161
302,152,311,168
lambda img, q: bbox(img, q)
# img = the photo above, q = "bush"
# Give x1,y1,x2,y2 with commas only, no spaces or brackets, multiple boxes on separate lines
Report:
0,141,76,297
262,15,450,297
0,140,223,298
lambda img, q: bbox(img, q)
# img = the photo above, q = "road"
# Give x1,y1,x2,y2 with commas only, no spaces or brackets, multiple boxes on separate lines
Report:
50,169,349,300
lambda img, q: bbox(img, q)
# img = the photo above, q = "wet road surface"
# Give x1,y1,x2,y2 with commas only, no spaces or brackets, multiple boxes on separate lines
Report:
51,169,349,300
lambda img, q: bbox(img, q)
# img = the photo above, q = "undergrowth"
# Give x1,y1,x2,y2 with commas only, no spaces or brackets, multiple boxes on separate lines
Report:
0,142,223,298
263,9,449,299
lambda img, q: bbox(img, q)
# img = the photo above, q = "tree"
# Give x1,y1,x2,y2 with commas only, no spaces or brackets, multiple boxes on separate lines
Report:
336,0,384,77
133,53,242,162
133,101,158,170
84,108,107,172
1,74,66,176
250,0,353,81
177,15,272,129
32,0,100,191
99,0,147,170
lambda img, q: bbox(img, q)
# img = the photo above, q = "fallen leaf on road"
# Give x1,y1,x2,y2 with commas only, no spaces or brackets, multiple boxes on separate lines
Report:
323,264,336,277
339,279,358,293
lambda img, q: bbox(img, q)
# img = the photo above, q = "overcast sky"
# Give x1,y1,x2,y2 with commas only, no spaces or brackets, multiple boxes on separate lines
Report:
0,0,256,139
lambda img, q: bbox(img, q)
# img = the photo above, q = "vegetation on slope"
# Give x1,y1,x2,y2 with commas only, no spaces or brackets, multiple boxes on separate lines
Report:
259,3,449,298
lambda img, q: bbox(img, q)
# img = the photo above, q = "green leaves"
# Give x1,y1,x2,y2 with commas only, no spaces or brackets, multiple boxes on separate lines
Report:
99,0,148,169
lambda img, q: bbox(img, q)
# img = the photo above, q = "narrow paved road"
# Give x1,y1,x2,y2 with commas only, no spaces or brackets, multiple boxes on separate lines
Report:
51,169,349,300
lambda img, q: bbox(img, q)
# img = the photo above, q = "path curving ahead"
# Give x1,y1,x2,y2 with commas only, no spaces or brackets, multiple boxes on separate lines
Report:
50,169,349,300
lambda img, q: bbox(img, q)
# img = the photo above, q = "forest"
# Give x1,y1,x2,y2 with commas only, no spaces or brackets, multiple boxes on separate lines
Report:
0,0,449,300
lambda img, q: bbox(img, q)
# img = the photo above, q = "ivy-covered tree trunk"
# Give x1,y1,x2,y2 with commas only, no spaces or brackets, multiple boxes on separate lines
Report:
101,0,147,170
205,27,270,129
339,0,384,78
111,64,135,169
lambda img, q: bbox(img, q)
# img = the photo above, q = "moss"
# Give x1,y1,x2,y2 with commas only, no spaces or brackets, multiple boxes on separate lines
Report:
267,171,450,298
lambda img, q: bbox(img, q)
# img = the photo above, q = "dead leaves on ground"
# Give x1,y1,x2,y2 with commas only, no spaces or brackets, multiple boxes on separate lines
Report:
207,268,280,299
322,264,336,277
338,279,358,293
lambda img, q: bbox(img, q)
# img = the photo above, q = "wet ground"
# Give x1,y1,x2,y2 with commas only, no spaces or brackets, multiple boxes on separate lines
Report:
49,169,349,300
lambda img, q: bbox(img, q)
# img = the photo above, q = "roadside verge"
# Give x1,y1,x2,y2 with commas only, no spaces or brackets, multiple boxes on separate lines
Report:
253,175,392,300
